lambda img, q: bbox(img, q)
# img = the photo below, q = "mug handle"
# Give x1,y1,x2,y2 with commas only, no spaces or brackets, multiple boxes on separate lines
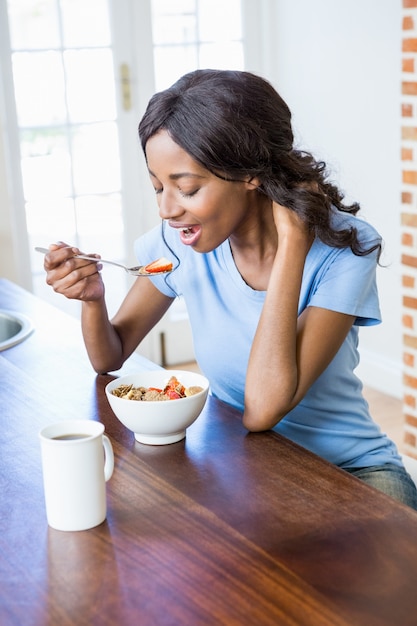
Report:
102,434,114,482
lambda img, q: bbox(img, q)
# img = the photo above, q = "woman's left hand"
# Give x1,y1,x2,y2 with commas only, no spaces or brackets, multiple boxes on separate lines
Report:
272,201,313,253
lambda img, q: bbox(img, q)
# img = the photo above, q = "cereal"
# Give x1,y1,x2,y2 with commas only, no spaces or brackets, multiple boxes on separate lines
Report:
111,376,203,401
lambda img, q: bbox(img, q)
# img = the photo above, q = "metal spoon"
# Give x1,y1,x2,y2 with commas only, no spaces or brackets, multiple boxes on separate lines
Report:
35,247,172,276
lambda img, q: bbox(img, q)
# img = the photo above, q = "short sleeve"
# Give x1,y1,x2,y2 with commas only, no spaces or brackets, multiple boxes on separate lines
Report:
306,244,381,326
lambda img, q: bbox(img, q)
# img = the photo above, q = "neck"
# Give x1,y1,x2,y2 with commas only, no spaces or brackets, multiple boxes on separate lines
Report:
228,200,278,290
229,198,277,260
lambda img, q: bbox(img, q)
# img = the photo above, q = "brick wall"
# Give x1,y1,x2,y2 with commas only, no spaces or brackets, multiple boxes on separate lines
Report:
402,0,417,458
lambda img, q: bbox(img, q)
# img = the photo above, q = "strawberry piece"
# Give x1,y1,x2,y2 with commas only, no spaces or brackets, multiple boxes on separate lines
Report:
166,389,182,400
144,256,173,274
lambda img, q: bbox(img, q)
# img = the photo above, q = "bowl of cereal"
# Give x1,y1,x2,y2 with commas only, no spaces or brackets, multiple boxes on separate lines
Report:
105,369,209,445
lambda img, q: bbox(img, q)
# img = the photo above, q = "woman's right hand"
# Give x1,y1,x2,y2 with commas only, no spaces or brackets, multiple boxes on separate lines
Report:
43,242,105,302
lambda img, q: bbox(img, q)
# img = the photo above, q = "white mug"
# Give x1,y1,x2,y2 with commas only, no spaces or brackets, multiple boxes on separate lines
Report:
39,419,114,531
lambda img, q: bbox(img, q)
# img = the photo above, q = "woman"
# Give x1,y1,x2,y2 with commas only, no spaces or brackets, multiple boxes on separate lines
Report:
43,69,417,509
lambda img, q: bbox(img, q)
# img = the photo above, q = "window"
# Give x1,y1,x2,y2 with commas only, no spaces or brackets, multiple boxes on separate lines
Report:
151,0,243,90
6,0,125,315
3,0,244,329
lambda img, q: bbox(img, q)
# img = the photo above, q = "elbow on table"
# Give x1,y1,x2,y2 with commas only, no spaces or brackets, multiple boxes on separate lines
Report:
243,377,298,431
242,403,287,432
94,365,112,375
89,355,125,376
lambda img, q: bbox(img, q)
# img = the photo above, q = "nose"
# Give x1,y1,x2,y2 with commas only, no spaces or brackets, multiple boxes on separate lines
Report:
157,190,184,220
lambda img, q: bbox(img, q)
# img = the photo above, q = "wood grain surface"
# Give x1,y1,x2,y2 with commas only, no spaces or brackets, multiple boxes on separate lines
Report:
1,278,417,626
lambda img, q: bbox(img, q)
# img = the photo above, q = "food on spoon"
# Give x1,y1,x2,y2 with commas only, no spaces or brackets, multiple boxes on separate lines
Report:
142,256,173,274
111,376,203,402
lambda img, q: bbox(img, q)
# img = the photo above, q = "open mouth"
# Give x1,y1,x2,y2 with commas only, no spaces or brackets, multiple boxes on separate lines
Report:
181,226,200,237
172,223,202,246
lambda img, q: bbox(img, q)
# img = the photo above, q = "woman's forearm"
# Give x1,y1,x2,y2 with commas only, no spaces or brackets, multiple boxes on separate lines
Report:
81,299,125,374
81,279,174,374
243,230,308,430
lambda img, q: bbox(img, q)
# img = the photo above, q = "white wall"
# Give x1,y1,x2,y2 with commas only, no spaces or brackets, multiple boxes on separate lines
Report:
262,0,402,396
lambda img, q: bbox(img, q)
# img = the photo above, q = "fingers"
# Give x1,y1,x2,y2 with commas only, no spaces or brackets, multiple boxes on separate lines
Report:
43,244,77,270
43,244,101,273
43,243,104,301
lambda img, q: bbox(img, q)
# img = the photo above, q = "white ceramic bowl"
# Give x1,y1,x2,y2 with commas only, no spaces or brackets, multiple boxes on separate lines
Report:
105,369,209,445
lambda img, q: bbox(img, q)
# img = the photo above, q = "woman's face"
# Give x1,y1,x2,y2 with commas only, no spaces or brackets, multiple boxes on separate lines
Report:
145,130,258,253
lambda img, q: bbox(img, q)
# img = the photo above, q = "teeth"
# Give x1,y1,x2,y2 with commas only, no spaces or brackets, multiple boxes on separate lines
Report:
182,227,191,233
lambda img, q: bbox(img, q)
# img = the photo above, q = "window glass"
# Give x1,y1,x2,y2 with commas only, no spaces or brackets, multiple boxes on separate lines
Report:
153,47,198,91
20,130,72,200
7,0,60,49
151,0,243,90
71,122,121,195
64,49,117,123
198,0,242,41
76,194,124,257
26,198,76,251
12,52,66,126
199,42,244,69
60,0,112,47
153,0,195,12
152,13,196,45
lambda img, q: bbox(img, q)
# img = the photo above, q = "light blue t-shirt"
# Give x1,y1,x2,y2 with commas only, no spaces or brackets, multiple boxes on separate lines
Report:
134,211,402,469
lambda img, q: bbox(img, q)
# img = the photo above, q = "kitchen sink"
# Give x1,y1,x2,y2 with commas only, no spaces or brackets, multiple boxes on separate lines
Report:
0,310,34,351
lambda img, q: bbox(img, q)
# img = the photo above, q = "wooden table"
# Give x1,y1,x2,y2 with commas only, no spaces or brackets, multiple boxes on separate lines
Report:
1,278,417,626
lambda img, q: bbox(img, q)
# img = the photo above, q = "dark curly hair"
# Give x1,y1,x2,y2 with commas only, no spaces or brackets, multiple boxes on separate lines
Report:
139,69,381,259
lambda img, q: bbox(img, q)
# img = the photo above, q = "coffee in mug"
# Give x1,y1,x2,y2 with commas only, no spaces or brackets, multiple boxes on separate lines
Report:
52,434,90,440
39,419,114,531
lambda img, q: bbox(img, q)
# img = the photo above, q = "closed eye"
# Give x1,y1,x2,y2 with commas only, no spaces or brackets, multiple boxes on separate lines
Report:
153,187,198,198
179,189,198,198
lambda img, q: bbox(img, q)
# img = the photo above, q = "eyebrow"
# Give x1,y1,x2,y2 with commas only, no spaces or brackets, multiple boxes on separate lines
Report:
148,169,206,181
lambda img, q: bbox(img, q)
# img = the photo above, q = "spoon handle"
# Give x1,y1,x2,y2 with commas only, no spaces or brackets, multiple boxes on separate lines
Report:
35,247,129,272
73,254,127,270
